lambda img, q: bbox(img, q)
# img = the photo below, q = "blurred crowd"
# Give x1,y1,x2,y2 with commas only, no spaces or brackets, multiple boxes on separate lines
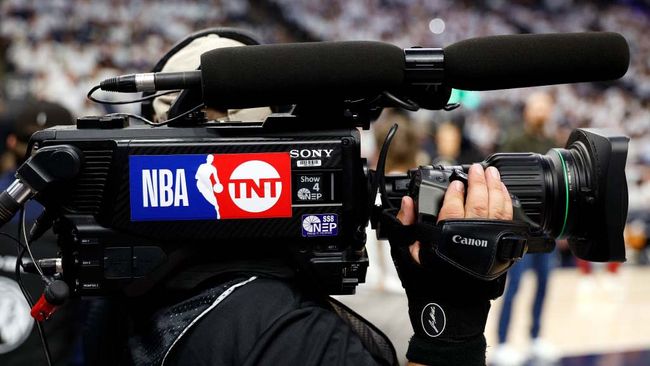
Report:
1,0,650,258
270,0,650,259
0,2,649,364
269,4,650,174
0,0,293,116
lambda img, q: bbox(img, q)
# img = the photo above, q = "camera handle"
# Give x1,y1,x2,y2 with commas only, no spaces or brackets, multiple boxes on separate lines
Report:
0,145,82,228
376,168,555,280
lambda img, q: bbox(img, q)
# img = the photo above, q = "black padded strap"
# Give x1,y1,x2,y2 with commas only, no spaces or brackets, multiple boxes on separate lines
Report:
380,209,531,280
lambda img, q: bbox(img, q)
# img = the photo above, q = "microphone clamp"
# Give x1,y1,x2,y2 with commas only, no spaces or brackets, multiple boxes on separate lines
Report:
404,48,444,86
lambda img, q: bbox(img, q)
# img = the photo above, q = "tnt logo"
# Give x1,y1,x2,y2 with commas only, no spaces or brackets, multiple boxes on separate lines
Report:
229,160,283,213
130,152,292,221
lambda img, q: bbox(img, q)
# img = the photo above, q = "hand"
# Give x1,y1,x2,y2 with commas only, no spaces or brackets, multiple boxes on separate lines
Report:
397,164,513,264
392,164,514,365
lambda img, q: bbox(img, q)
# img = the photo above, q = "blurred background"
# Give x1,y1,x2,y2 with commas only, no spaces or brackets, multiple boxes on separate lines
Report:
0,0,649,365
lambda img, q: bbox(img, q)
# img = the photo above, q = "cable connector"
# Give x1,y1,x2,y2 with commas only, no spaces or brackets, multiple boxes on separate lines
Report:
30,280,69,322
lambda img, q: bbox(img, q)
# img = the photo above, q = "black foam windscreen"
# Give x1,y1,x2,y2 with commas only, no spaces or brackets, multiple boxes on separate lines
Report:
444,32,629,91
200,41,404,109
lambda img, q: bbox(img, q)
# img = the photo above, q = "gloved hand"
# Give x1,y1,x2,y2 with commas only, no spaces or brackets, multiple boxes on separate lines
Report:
391,164,513,366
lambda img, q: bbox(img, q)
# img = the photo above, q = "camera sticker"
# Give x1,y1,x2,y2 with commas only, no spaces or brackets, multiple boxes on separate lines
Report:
301,214,338,237
296,160,322,168
296,174,324,201
130,152,292,221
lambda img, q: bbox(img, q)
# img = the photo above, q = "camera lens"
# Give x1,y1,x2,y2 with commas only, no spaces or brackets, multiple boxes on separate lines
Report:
482,148,581,239
480,129,629,261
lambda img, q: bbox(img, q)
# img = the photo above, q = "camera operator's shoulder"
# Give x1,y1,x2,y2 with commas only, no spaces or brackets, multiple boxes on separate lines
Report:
233,276,326,312
167,277,384,365
210,276,338,337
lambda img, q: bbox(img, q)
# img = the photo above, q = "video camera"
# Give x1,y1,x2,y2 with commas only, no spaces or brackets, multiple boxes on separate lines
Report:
0,32,631,301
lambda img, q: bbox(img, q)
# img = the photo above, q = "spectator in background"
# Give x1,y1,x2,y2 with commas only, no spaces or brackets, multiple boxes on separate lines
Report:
0,99,80,365
428,113,484,166
499,92,556,153
492,91,559,366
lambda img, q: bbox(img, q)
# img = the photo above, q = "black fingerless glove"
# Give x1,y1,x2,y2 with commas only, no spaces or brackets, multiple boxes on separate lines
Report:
382,212,523,366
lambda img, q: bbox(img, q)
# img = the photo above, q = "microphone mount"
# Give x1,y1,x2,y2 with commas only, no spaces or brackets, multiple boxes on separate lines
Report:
404,48,444,86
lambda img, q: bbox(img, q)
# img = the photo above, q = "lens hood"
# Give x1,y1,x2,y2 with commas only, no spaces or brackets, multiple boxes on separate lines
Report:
565,128,629,262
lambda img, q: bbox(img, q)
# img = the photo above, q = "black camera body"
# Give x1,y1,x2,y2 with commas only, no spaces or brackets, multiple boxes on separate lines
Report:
29,115,370,295
25,110,630,297
4,33,629,299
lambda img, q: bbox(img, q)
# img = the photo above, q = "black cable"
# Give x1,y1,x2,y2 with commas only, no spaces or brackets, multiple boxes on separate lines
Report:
21,209,46,280
1,231,34,306
105,102,205,127
8,208,54,366
15,246,34,305
88,83,205,127
382,91,419,111
373,124,399,209
14,246,53,366
1,231,26,251
86,85,179,105
35,317,53,366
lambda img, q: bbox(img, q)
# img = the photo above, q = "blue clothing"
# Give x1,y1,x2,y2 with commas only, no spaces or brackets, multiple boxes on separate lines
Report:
497,252,554,343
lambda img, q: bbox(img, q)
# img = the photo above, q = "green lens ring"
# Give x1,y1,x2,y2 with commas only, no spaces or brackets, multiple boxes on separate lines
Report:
553,149,569,238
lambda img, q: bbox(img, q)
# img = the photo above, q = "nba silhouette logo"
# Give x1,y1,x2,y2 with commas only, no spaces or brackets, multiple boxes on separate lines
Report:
130,152,292,221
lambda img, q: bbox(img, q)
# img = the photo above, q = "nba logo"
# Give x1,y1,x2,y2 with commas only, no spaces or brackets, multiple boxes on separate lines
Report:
129,152,292,221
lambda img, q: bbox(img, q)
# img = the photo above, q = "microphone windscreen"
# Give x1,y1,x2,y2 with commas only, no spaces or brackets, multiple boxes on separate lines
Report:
200,41,404,109
444,32,629,91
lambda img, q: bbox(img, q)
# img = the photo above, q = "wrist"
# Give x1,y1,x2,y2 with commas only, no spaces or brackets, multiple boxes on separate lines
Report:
407,333,487,366
407,298,490,341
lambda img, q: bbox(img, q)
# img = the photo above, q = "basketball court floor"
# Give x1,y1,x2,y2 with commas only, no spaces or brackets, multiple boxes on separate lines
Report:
337,266,650,365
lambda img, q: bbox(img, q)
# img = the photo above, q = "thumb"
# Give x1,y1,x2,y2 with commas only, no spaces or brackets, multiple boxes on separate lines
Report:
397,196,416,225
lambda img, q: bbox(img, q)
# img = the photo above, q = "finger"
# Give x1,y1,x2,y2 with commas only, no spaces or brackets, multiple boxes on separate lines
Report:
396,196,422,264
409,242,421,265
438,180,466,222
486,167,506,219
502,182,514,220
465,164,489,218
397,196,416,225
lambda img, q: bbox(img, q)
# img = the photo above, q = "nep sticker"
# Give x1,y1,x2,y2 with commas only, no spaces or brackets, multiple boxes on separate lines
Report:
296,174,324,201
302,214,338,237
129,152,292,221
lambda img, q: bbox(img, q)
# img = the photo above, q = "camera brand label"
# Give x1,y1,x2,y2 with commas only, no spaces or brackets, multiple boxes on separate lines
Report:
452,235,488,247
129,152,292,221
289,149,333,159
291,148,333,168
301,214,338,237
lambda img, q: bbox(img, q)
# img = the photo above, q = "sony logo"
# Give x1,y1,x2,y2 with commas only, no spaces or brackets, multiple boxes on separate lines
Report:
289,149,334,159
452,235,488,248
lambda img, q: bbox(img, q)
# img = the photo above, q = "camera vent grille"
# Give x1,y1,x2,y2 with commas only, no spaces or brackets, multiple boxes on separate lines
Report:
63,148,113,214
